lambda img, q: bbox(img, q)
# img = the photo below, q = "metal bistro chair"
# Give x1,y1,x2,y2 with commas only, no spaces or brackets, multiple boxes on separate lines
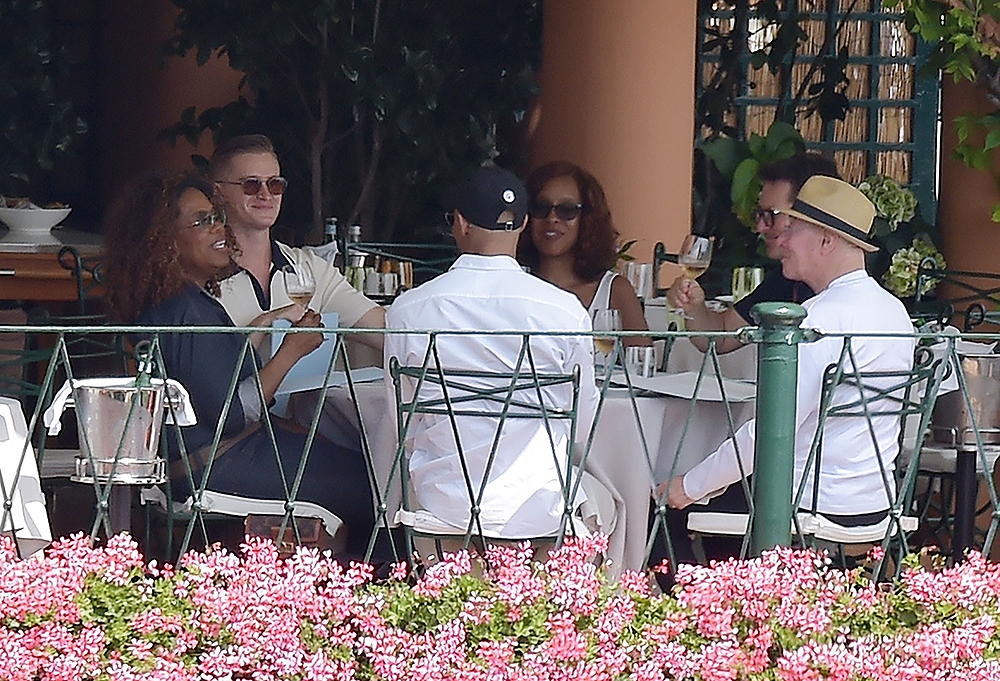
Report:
913,262,1000,332
139,334,346,563
386,341,592,564
1,246,119,404
911,262,1000,554
342,240,457,293
688,342,945,578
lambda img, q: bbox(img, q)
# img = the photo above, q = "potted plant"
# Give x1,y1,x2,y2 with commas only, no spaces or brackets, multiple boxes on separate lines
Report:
890,0,1000,222
858,174,947,303
161,0,542,244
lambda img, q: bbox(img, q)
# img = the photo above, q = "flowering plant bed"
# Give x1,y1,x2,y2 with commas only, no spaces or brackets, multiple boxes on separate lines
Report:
3,533,1000,680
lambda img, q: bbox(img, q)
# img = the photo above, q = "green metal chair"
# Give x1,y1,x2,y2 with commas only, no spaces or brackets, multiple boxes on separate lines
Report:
914,262,1000,332
385,337,594,564
138,333,349,564
687,342,945,578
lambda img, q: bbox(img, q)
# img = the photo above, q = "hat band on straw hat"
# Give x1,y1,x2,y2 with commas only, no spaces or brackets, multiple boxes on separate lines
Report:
791,198,874,247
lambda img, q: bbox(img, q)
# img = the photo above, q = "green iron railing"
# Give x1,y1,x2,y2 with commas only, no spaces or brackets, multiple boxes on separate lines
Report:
0,318,997,576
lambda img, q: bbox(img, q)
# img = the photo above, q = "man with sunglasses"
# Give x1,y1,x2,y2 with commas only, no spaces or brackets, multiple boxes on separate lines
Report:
210,135,385,350
667,153,837,354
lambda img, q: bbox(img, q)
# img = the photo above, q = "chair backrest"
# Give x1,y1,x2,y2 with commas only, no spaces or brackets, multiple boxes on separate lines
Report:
57,246,104,316
343,240,457,289
0,247,113,404
388,341,582,547
795,342,945,535
915,263,1000,332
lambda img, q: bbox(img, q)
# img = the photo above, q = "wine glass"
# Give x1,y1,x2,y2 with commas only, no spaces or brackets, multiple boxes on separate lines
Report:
674,234,714,318
592,309,621,372
283,265,316,308
677,234,714,280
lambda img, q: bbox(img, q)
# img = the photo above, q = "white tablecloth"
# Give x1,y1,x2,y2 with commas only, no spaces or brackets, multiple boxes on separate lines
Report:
294,375,755,576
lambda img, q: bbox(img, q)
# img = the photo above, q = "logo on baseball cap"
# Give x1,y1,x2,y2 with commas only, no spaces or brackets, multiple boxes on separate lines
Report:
443,165,527,231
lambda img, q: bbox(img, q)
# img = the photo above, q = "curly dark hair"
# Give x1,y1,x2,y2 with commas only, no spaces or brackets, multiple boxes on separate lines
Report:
103,172,231,322
518,160,619,282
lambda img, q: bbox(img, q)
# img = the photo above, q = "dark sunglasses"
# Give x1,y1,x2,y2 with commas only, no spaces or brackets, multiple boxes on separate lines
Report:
753,206,784,228
529,200,583,221
218,176,288,196
187,207,226,230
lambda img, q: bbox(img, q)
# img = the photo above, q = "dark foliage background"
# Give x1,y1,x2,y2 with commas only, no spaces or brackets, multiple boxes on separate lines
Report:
162,0,543,246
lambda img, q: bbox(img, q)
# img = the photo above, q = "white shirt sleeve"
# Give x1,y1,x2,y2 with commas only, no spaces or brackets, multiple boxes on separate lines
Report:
681,320,837,502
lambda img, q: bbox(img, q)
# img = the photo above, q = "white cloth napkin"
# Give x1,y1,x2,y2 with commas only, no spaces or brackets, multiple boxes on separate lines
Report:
302,241,339,265
44,377,197,436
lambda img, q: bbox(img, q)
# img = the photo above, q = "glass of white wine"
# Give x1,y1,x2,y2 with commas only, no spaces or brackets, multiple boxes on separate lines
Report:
283,265,316,308
592,309,621,372
674,234,714,318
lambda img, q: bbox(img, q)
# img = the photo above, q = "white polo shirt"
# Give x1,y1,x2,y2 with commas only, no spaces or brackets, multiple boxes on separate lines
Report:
385,254,599,537
683,269,915,515
218,240,377,327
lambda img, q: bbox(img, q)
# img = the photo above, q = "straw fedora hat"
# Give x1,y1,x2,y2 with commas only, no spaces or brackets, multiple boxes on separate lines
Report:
783,175,878,252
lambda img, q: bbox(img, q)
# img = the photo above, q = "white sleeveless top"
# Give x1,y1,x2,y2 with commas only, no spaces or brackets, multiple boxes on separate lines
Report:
587,271,618,318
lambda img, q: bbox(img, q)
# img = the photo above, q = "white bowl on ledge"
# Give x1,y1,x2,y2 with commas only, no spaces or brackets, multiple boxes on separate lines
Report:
0,206,72,235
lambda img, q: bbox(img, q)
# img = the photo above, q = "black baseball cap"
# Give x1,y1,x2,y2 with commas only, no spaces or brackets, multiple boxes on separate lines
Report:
443,165,527,231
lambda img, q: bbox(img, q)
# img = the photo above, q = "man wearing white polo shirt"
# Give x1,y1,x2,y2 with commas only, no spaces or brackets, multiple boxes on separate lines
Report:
211,134,384,350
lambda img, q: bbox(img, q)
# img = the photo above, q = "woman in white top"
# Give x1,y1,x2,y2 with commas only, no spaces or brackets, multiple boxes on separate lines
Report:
518,160,650,346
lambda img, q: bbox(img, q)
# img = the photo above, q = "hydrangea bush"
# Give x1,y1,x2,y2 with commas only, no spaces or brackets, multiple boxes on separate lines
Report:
4,532,1000,680
883,236,948,298
857,175,918,231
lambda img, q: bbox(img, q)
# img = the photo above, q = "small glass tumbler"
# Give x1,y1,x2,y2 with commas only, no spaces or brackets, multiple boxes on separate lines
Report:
732,266,765,302
625,346,656,379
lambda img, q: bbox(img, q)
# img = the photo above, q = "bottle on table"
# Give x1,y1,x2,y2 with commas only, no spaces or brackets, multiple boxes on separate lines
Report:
344,224,366,291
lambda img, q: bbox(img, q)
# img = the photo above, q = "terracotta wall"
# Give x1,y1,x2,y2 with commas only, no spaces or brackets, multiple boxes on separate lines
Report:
526,0,697,271
95,0,242,207
938,79,1000,275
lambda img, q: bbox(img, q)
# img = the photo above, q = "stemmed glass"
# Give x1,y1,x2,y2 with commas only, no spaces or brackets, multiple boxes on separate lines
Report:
673,234,714,319
592,309,621,372
677,234,714,281
283,265,316,308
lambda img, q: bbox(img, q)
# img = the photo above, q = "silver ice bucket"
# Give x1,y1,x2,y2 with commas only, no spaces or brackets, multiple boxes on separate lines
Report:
931,354,1000,447
70,379,167,484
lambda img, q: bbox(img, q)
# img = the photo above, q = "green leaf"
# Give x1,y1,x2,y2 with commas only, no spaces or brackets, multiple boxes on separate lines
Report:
985,127,1000,152
701,136,744,179
763,121,804,157
731,157,761,220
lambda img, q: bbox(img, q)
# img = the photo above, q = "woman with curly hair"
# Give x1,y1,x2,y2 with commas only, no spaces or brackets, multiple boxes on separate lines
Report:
102,171,379,559
518,161,649,345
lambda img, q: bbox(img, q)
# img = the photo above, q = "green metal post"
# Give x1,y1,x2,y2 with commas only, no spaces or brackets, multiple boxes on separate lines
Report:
749,302,807,556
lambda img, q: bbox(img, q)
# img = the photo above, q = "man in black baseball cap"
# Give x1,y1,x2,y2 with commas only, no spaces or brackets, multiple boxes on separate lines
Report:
383,164,610,543
443,165,528,232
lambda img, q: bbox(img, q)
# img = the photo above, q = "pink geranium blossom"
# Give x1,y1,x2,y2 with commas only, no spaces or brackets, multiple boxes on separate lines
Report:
2,532,1000,678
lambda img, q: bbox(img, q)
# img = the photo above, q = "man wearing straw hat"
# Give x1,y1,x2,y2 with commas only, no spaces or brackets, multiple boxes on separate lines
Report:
662,175,915,560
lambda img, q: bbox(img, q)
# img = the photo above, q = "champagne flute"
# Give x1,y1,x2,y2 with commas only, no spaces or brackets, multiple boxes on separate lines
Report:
592,309,621,371
283,265,316,308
